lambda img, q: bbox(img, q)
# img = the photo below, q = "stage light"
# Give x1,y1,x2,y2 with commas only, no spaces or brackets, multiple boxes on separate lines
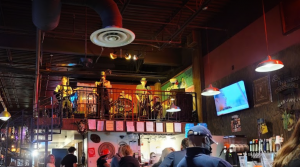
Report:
125,53,131,60
110,52,117,59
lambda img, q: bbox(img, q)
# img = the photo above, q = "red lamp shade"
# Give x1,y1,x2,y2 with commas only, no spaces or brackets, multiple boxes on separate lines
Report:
255,55,284,72
201,84,220,96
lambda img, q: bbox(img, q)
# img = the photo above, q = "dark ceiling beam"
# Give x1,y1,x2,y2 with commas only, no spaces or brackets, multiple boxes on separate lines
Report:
120,0,131,14
153,0,191,38
0,64,167,81
160,0,212,49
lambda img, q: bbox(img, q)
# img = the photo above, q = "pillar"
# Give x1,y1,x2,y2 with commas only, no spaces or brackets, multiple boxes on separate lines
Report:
192,31,204,122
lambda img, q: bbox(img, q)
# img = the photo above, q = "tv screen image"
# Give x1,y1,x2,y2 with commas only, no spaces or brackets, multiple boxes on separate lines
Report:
214,80,249,116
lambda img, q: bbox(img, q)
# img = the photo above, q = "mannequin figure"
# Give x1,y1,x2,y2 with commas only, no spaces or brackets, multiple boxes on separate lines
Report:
96,71,112,118
136,78,152,119
54,76,73,118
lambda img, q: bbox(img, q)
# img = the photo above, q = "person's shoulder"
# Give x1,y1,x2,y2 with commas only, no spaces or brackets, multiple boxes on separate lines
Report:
214,157,232,167
286,158,300,167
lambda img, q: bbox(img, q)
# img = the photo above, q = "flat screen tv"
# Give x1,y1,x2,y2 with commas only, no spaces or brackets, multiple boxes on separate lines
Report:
214,80,249,116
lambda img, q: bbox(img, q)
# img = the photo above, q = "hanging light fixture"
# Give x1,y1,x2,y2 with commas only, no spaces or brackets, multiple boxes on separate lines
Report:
255,0,283,72
255,55,284,72
201,29,220,96
166,103,181,112
124,53,131,60
110,51,118,59
0,108,11,121
201,84,221,96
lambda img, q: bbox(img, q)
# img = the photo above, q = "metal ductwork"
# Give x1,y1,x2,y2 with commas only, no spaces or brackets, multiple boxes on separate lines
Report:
32,0,62,31
32,0,135,48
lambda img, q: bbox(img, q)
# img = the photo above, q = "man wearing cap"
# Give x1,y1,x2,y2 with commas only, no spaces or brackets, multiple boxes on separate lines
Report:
159,138,189,167
61,147,77,167
177,125,232,167
95,71,112,117
97,149,110,167
136,78,152,119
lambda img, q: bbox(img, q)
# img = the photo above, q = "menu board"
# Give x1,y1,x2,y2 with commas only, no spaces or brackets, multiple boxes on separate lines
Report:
106,121,114,131
126,121,135,132
116,121,124,131
136,122,145,132
156,122,163,132
174,123,182,132
88,119,96,130
146,122,154,132
166,122,174,133
97,121,104,131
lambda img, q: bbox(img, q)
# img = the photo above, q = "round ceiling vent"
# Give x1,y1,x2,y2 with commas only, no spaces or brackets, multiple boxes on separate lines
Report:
90,27,135,48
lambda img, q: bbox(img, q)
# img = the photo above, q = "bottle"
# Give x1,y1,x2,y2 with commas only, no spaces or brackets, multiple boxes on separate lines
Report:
266,139,270,153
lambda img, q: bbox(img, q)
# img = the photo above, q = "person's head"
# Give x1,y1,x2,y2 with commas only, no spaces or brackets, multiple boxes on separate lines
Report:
214,91,227,111
120,145,133,156
150,152,155,159
100,71,106,81
118,145,125,156
140,78,147,86
68,146,76,154
61,76,68,85
187,125,217,153
46,154,55,164
159,147,175,162
100,149,110,160
273,119,300,167
181,138,189,150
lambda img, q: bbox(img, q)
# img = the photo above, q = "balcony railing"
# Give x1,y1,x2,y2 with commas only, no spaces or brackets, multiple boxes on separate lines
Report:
44,86,197,122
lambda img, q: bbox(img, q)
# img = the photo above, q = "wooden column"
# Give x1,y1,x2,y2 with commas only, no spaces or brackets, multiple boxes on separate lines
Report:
192,31,204,122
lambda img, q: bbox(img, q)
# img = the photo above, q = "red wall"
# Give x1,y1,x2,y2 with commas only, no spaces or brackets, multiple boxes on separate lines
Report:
204,5,300,85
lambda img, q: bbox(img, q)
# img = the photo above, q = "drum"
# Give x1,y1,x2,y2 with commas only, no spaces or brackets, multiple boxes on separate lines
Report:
115,98,133,113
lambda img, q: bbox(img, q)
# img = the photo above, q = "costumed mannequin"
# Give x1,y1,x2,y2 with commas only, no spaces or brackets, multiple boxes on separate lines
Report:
136,78,152,119
95,71,112,118
54,76,73,118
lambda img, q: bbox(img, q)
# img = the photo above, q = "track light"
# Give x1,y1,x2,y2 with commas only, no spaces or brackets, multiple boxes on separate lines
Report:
125,53,131,60
133,55,138,60
110,51,117,59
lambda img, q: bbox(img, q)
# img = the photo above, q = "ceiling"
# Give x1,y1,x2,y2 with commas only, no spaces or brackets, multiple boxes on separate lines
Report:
0,0,281,114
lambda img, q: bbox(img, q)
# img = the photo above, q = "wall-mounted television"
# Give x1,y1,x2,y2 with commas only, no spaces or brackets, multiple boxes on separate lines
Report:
214,80,249,116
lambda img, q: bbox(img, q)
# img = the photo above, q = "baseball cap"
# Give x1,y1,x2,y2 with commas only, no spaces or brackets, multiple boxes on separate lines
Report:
188,125,218,144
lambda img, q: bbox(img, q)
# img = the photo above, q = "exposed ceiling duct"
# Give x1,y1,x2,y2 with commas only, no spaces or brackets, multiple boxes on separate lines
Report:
32,0,135,48
32,0,62,31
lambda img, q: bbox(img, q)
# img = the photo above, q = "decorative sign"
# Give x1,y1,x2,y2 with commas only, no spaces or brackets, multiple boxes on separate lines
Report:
253,75,272,107
174,123,182,132
106,121,114,131
272,74,299,94
278,96,300,108
156,122,163,132
88,119,96,130
136,122,145,132
97,121,104,131
116,121,124,131
126,121,135,132
161,66,194,101
166,122,174,133
146,122,154,132
88,148,95,157
231,115,241,132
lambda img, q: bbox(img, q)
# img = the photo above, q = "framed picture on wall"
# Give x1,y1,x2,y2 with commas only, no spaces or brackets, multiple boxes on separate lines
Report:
253,75,272,107
136,122,145,132
280,0,300,35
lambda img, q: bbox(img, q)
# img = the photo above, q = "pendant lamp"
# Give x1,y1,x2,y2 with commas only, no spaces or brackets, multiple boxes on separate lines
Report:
201,29,220,96
201,84,220,96
255,55,284,72
0,108,11,121
166,103,181,112
256,0,283,72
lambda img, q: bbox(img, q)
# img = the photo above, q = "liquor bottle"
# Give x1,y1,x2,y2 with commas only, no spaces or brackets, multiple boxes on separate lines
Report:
266,139,270,153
